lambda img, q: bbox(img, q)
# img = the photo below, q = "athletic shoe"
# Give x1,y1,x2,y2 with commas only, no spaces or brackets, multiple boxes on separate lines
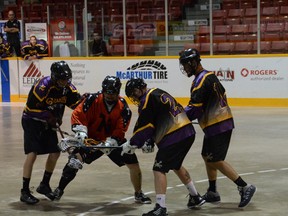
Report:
135,191,152,204
238,184,256,208
36,182,52,195
142,203,168,216
46,187,64,201
187,193,206,209
20,189,39,205
202,190,221,203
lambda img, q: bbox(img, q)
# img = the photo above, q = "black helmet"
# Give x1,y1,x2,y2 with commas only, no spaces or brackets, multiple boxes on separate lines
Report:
179,48,201,64
179,48,201,77
51,61,72,83
125,78,147,99
102,76,122,94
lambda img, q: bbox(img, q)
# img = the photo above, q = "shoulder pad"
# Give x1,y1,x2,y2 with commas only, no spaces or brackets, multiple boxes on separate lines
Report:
120,97,130,109
21,41,30,47
83,93,100,113
119,97,132,126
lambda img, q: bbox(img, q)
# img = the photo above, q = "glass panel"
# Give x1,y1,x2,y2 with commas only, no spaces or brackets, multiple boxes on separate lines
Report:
4,0,288,56
87,1,115,56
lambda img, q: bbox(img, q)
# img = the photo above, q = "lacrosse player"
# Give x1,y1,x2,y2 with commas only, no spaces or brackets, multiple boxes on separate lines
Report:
121,78,205,216
47,75,151,204
21,35,48,60
20,61,82,204
179,48,256,208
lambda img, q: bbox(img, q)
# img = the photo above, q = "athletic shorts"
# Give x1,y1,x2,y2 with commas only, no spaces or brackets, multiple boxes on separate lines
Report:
201,130,232,162
22,117,59,155
82,147,139,167
152,135,195,173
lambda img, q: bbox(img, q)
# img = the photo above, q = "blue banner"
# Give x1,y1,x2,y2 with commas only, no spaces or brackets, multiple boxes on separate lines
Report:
0,60,10,102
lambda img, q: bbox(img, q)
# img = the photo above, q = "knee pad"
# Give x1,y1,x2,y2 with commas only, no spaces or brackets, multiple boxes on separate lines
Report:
67,154,83,169
62,164,79,181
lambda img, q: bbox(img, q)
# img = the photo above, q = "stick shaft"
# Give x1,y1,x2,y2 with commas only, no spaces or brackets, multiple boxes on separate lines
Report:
86,146,122,149
56,124,65,138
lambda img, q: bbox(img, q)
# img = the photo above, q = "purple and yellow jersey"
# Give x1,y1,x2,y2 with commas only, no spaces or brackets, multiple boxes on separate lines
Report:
185,70,234,137
23,76,81,121
130,88,195,149
21,39,48,60
0,39,12,58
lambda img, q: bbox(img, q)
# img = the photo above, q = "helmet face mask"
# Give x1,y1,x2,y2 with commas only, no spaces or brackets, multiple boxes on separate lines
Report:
179,48,201,77
102,76,122,95
125,78,147,106
50,61,72,87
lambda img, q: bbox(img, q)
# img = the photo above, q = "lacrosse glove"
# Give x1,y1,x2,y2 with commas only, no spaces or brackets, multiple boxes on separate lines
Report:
121,141,137,156
142,139,155,153
72,124,88,144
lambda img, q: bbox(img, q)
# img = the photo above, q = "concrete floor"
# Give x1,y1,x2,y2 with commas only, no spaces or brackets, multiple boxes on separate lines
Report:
0,103,287,216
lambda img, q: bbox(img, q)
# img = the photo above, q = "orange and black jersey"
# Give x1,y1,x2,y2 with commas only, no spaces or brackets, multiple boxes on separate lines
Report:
71,92,131,142
23,76,81,121
185,70,234,137
130,88,195,149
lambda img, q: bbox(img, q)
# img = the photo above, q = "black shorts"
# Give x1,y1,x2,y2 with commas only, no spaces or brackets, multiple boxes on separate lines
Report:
153,135,195,173
82,147,139,167
201,130,232,162
22,117,59,155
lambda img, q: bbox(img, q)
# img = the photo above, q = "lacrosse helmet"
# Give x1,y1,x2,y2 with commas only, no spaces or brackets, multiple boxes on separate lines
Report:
125,78,147,105
179,48,201,77
51,61,72,83
102,76,122,94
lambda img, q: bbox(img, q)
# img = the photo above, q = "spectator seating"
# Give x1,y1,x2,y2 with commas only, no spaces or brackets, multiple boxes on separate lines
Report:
270,40,288,53
216,42,235,55
234,41,253,54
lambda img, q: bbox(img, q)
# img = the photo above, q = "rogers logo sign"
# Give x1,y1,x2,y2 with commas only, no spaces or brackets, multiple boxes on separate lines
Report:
241,68,249,77
241,68,278,77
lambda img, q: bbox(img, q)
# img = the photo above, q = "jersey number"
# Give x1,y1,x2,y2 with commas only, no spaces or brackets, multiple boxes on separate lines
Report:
160,93,182,117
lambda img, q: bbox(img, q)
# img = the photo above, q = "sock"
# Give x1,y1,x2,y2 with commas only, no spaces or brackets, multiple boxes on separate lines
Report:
234,176,247,187
208,180,217,192
185,181,198,196
22,177,30,191
41,171,52,185
156,194,166,208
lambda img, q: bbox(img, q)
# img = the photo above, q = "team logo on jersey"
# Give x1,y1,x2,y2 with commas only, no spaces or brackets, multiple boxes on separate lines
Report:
116,60,168,80
22,62,44,86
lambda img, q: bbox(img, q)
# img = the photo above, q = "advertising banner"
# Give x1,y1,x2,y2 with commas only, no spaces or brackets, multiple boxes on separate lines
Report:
24,23,47,41
15,57,287,100
50,19,75,41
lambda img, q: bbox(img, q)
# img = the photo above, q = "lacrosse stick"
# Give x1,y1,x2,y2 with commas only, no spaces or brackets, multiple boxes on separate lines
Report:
55,125,122,152
56,123,65,138
58,137,122,153
84,138,122,150
53,125,74,137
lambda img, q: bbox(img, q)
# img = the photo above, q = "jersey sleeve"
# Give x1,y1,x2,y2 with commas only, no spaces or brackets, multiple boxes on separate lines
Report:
71,99,89,127
185,71,213,120
66,83,82,109
130,90,156,148
24,78,53,120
